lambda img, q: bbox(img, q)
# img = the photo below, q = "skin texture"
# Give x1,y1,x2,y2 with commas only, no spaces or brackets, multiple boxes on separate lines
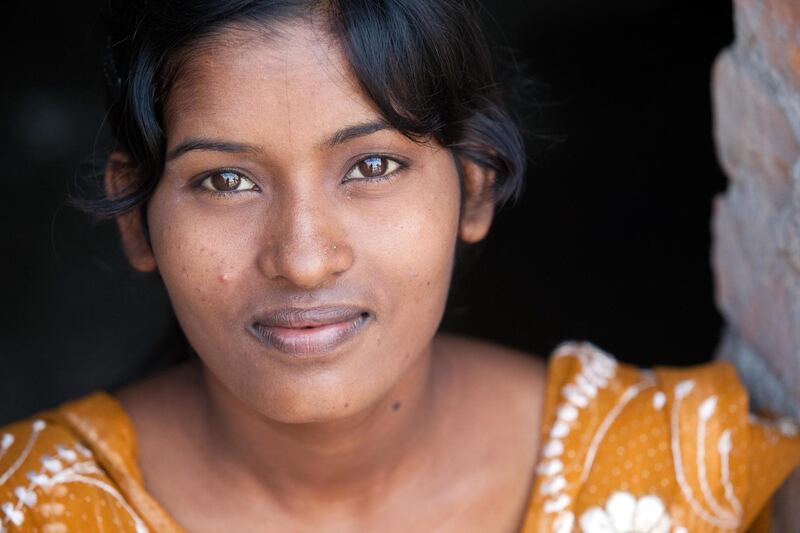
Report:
110,20,546,533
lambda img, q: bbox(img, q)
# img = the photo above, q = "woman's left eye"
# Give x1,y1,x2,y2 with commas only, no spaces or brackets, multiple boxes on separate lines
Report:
199,171,257,194
344,156,402,181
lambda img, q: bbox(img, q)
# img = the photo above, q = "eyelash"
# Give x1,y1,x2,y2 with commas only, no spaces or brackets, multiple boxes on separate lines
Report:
193,155,407,198
194,169,258,198
342,154,407,183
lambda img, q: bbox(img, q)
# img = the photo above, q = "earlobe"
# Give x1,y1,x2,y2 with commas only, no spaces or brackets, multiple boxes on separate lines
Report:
104,152,157,272
458,158,496,243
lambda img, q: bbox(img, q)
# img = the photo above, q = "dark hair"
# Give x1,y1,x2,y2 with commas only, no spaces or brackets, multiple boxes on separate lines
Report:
78,0,526,218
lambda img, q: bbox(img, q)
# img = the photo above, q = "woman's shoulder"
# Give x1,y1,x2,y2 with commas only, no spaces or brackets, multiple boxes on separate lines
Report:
0,392,170,532
434,332,547,386
519,341,800,533
434,332,548,428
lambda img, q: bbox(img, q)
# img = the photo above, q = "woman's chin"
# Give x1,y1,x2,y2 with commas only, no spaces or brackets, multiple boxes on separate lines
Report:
214,362,389,426
196,327,425,425
250,387,378,426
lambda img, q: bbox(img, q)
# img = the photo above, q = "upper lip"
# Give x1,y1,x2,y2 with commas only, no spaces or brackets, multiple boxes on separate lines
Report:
251,305,369,329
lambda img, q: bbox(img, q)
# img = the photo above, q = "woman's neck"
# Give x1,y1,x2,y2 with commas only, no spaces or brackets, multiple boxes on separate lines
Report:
194,341,451,514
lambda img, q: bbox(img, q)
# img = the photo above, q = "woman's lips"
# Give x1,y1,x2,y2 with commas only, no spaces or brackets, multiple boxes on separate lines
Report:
248,305,371,356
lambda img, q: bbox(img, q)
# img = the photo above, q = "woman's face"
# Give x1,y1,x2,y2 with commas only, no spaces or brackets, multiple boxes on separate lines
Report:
117,22,493,422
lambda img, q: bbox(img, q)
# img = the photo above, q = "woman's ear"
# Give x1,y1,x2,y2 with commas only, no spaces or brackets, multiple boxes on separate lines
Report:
458,158,496,243
104,152,157,272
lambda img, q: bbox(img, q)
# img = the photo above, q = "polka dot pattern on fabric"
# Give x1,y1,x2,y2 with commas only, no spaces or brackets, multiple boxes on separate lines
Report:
519,342,800,533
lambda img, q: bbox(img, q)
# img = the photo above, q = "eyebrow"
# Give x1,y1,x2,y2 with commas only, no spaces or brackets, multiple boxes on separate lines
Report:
166,139,262,162
322,119,392,148
166,119,395,162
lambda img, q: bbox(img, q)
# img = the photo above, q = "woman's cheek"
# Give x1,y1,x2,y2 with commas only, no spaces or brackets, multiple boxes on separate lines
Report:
365,186,459,316
151,205,246,327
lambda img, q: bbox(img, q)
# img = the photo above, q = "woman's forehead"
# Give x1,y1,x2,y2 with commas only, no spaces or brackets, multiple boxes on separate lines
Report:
162,21,379,151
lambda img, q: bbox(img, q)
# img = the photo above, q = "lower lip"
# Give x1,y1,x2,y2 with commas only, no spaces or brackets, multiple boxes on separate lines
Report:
249,313,370,356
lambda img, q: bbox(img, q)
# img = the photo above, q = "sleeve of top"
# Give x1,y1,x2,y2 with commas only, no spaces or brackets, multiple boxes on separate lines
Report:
742,415,800,531
0,415,147,532
523,341,800,533
654,360,800,532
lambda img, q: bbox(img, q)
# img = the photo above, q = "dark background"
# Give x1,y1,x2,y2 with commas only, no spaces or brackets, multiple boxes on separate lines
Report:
0,1,733,424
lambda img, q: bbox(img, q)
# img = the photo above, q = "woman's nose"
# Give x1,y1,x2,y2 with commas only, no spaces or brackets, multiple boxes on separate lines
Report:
257,196,353,289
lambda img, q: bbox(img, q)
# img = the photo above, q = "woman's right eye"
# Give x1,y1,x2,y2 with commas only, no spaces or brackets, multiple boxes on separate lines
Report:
199,171,258,194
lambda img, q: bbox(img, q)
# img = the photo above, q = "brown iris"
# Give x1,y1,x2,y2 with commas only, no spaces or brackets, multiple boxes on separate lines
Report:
210,171,241,191
357,156,388,178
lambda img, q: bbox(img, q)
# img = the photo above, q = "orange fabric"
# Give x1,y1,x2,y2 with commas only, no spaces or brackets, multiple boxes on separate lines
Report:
0,392,182,533
520,343,800,533
0,343,798,532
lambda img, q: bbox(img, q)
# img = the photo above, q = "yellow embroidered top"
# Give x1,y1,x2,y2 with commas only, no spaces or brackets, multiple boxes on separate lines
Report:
1,342,798,533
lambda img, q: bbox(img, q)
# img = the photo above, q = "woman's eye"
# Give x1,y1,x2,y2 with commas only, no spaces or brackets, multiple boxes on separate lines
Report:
200,171,257,193
345,156,402,181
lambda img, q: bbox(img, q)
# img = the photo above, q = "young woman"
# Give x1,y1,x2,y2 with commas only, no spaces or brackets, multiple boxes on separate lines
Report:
1,1,798,532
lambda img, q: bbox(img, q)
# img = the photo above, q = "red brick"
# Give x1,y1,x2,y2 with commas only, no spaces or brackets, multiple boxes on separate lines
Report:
715,0,800,522
734,0,800,91
712,51,798,207
712,194,800,403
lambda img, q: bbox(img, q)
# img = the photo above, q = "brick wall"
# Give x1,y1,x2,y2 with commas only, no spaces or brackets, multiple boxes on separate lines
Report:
711,0,800,527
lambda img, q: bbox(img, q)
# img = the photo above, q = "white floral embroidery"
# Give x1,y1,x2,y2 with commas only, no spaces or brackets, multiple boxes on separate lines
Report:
717,430,742,516
56,445,78,462
0,422,150,532
652,392,666,411
576,374,598,398
777,418,799,437
748,414,800,438
674,380,694,399
0,420,45,486
563,384,590,408
74,442,92,457
541,344,753,533
557,404,579,422
544,493,571,513
695,397,737,524
538,459,564,477
670,381,740,530
551,420,570,439
40,455,64,474
13,486,36,508
553,511,575,533
540,343,620,532
579,492,671,533
543,439,565,458
1,502,22,526
579,379,655,484
540,475,567,496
